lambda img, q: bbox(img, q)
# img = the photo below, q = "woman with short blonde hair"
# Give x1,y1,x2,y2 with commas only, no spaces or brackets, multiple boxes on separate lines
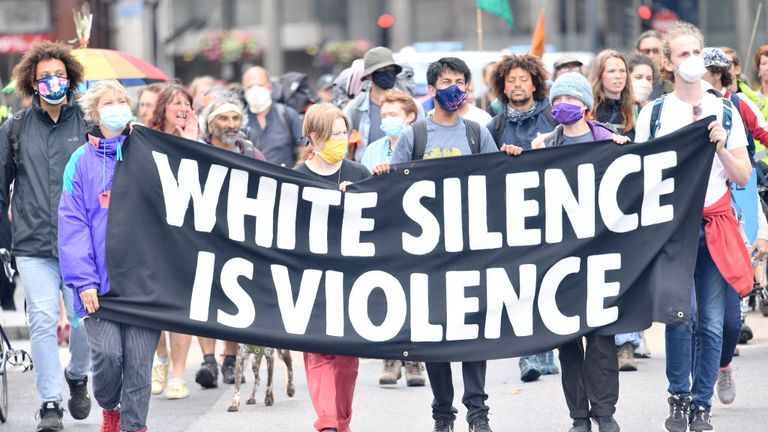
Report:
60,80,160,432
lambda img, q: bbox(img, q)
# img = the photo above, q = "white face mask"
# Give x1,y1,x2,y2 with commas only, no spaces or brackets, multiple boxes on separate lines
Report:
676,55,707,83
245,86,272,114
632,79,653,103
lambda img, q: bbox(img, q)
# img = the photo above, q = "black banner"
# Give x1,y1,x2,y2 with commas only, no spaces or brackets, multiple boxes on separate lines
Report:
102,118,715,362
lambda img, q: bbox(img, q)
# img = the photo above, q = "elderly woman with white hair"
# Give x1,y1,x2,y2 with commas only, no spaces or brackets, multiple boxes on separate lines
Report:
58,79,160,432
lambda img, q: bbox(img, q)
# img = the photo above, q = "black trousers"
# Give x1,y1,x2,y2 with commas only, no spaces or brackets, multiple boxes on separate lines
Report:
425,361,489,423
559,334,619,419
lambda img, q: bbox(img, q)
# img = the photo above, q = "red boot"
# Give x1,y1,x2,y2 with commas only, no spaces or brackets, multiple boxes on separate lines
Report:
100,409,120,432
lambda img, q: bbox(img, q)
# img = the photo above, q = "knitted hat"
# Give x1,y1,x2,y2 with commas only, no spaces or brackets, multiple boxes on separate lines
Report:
703,47,731,69
549,72,594,111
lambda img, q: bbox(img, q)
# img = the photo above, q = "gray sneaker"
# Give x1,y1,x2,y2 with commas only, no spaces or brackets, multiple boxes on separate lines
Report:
664,394,691,432
688,405,714,432
716,365,736,404
36,402,64,432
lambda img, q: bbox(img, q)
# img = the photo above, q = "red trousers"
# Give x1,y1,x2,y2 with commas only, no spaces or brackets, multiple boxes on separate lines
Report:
304,353,359,431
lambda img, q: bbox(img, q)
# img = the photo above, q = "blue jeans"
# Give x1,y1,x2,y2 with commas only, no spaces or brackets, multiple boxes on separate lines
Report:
665,227,727,411
720,283,742,368
18,257,91,404
614,332,642,348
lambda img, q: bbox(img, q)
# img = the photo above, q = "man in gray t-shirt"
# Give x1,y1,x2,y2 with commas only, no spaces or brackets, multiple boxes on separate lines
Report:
389,116,498,163
374,56,521,432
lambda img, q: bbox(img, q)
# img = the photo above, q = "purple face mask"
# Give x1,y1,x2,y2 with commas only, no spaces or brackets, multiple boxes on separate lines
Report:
551,102,585,125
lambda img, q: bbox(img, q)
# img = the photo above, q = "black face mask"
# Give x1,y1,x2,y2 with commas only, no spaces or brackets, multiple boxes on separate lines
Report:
371,69,398,90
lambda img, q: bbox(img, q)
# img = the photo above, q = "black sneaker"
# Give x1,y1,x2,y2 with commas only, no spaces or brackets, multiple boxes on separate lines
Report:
433,417,454,432
592,415,620,432
468,417,492,432
688,405,714,432
569,418,591,432
221,360,245,384
195,360,219,388
64,372,91,419
664,394,691,432
36,401,64,432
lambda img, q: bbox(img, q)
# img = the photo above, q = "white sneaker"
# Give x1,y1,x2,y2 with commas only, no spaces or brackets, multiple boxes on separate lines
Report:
716,364,736,404
151,362,169,395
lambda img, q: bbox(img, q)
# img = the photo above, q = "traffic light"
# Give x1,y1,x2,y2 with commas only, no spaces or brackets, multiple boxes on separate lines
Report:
638,5,653,31
378,13,394,47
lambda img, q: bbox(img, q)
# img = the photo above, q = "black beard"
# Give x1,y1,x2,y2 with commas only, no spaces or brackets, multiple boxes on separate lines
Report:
509,96,532,108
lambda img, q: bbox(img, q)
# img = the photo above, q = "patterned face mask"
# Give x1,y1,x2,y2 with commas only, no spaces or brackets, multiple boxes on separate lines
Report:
37,76,69,105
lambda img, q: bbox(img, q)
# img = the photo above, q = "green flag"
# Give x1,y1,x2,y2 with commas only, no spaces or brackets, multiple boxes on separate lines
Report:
477,0,514,29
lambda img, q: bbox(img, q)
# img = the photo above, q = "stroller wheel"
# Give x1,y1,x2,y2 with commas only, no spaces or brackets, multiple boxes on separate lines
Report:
739,324,754,344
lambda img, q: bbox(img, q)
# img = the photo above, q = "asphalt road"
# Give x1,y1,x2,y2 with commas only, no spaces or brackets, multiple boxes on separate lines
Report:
3,311,768,432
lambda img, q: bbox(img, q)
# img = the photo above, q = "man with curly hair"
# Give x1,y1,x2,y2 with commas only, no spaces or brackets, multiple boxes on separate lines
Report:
0,41,92,432
485,55,560,385
486,54,558,152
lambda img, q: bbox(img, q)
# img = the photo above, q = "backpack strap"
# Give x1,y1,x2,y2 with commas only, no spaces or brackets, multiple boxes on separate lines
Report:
275,103,297,145
721,97,733,133
464,119,481,154
9,108,27,167
492,112,506,148
411,119,429,161
649,96,665,140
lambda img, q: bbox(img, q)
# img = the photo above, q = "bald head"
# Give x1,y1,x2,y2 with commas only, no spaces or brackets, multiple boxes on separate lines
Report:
242,66,271,92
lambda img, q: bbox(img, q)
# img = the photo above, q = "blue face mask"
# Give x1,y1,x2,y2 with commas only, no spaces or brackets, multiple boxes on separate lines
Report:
99,105,133,132
36,76,69,105
434,85,466,112
380,116,405,137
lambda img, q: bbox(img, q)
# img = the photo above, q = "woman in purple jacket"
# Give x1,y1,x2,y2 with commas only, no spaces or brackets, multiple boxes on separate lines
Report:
58,80,159,432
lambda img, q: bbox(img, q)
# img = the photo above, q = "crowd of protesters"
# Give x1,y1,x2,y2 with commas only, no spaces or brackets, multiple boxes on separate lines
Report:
1,19,768,432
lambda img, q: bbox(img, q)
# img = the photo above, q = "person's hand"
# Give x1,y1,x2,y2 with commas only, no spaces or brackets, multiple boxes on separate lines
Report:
751,238,768,260
80,288,100,314
176,111,199,141
500,144,524,156
708,120,727,152
373,163,391,175
339,181,353,192
531,134,547,149
611,134,630,145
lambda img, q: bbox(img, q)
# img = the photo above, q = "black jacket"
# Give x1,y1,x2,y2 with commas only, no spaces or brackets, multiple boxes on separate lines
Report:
0,94,87,258
595,98,635,140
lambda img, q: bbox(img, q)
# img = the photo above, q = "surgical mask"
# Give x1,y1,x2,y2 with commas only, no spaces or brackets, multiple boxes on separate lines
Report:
316,138,348,164
434,85,467,112
371,69,398,90
632,79,653,103
36,76,69,105
676,55,707,83
245,86,272,113
551,102,585,125
380,116,406,137
99,105,133,132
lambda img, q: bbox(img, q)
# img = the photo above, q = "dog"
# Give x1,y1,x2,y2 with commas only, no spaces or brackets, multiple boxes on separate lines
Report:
227,345,295,412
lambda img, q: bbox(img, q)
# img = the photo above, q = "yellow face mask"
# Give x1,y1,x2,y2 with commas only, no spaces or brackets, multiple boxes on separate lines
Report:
316,138,348,164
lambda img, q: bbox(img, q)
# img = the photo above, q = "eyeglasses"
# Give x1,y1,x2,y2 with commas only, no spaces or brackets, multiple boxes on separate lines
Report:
640,48,660,55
